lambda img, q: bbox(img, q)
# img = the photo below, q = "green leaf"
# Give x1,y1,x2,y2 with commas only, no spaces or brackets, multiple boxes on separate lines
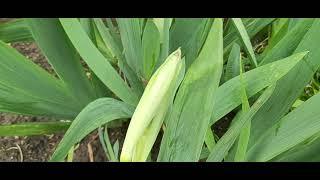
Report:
98,126,110,160
139,18,147,32
0,40,78,118
288,18,301,30
213,55,250,162
199,19,214,52
268,18,289,48
260,19,314,65
59,18,139,106
270,133,320,162
224,18,275,53
224,43,241,82
50,98,134,161
79,18,95,41
103,126,118,161
223,112,242,162
158,18,223,162
142,19,160,80
93,18,144,97
116,18,143,77
80,18,113,98
113,140,120,161
153,19,164,40
210,51,308,125
117,59,144,97
169,18,208,67
156,18,172,67
67,145,75,162
0,121,70,136
246,93,320,161
207,85,275,162
105,19,123,52
271,18,289,37
0,19,33,43
204,128,216,152
93,18,122,62
248,19,320,149
234,57,250,162
231,18,257,67
200,147,210,160
92,22,117,65
26,18,96,107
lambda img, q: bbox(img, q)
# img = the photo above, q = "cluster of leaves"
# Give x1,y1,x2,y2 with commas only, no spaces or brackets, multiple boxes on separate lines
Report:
0,18,320,162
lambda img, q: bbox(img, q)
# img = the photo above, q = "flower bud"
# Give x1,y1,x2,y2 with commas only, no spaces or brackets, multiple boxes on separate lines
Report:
120,48,185,162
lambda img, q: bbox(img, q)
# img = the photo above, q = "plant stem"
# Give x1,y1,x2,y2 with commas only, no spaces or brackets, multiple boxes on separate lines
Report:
98,126,110,160
104,126,118,162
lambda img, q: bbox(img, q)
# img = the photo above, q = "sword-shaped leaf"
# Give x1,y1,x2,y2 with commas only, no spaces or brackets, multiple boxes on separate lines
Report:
158,18,223,162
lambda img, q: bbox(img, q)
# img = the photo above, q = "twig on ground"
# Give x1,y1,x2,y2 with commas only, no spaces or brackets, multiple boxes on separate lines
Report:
6,143,23,162
87,143,94,162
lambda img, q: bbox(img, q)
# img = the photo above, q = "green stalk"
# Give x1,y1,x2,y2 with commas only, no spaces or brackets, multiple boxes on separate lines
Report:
234,57,251,161
104,126,118,162
98,126,110,160
204,127,216,152
67,145,75,162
